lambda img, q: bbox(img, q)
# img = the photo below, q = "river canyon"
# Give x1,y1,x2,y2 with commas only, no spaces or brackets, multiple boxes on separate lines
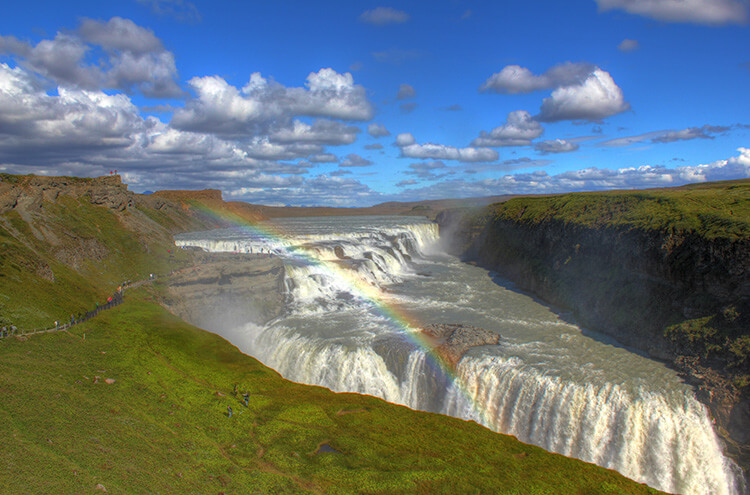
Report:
174,215,743,495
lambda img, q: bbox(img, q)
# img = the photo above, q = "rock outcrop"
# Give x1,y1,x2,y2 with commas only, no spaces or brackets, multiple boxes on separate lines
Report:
163,252,286,331
420,323,500,368
0,174,134,214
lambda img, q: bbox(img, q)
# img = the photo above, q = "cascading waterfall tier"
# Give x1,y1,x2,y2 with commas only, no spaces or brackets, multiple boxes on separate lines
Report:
445,354,741,495
175,215,743,495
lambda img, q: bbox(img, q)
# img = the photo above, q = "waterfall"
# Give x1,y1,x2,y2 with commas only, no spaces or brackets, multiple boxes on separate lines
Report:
445,355,740,495
176,216,743,495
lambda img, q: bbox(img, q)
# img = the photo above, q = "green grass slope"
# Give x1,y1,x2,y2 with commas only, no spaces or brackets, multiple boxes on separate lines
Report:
0,290,662,494
0,195,191,330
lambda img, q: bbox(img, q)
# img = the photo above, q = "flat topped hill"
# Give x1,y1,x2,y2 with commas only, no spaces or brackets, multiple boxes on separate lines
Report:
153,188,266,223
152,188,224,202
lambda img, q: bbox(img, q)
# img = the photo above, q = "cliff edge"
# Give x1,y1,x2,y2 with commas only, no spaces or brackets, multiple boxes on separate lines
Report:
437,179,750,476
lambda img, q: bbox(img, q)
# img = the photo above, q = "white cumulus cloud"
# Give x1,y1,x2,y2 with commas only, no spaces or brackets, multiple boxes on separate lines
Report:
172,68,373,135
537,69,630,122
0,17,182,98
0,63,149,158
395,133,416,146
367,123,391,137
269,119,359,146
534,139,580,154
400,142,498,163
339,153,373,167
472,110,544,147
78,17,164,54
481,62,595,94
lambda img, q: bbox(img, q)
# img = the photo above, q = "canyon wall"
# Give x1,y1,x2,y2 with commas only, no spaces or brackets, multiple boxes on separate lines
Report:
436,181,750,475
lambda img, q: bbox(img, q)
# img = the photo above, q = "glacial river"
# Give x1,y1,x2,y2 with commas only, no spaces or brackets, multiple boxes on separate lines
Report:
175,215,743,495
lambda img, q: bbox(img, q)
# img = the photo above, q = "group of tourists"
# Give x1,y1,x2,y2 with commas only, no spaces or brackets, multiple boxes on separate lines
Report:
0,324,17,338
55,287,125,329
227,383,252,417
1,280,133,339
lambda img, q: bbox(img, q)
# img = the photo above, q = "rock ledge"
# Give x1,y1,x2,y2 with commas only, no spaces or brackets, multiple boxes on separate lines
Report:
420,323,500,368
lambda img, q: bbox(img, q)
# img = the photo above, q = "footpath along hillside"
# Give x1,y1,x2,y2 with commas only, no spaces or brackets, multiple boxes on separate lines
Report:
0,273,160,339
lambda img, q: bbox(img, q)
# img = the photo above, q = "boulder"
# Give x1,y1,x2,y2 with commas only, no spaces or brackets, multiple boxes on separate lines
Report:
420,323,500,368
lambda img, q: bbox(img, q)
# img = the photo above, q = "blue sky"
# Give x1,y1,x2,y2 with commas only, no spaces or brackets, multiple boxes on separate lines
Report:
0,0,748,206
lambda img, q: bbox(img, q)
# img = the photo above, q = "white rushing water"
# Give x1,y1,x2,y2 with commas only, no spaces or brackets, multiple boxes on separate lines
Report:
175,216,744,495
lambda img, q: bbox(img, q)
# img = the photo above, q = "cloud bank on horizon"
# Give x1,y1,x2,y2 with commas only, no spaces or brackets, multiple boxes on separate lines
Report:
0,0,748,206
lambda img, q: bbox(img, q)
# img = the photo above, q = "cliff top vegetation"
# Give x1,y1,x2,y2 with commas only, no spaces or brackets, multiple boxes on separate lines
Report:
490,179,750,240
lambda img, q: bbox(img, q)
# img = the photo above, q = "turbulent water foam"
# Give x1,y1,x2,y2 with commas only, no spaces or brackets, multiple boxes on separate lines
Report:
176,216,743,495
446,355,739,495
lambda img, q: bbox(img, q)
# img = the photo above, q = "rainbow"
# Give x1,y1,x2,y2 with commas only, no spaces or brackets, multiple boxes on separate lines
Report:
184,203,491,425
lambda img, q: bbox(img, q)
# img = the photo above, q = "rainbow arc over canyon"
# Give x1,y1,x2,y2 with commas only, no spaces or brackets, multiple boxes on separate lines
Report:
187,203,491,424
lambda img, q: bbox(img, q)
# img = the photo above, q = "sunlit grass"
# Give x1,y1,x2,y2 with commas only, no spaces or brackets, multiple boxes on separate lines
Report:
0,293,663,494
490,180,750,240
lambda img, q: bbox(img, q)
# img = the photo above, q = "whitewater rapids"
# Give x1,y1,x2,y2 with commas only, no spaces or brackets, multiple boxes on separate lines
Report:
175,215,743,495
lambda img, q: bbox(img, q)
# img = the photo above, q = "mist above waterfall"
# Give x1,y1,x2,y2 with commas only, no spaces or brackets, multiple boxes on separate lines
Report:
175,216,743,495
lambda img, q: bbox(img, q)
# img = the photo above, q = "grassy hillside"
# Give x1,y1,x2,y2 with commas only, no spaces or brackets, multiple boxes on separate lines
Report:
0,290,662,494
0,193,191,330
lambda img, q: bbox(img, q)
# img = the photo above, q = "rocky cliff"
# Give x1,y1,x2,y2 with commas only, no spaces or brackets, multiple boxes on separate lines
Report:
436,180,750,475
1,174,134,213
162,252,286,331
420,323,501,368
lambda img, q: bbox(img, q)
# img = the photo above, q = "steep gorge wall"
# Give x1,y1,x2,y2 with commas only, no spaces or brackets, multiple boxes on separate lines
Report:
442,212,749,357
163,252,286,331
436,189,750,475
